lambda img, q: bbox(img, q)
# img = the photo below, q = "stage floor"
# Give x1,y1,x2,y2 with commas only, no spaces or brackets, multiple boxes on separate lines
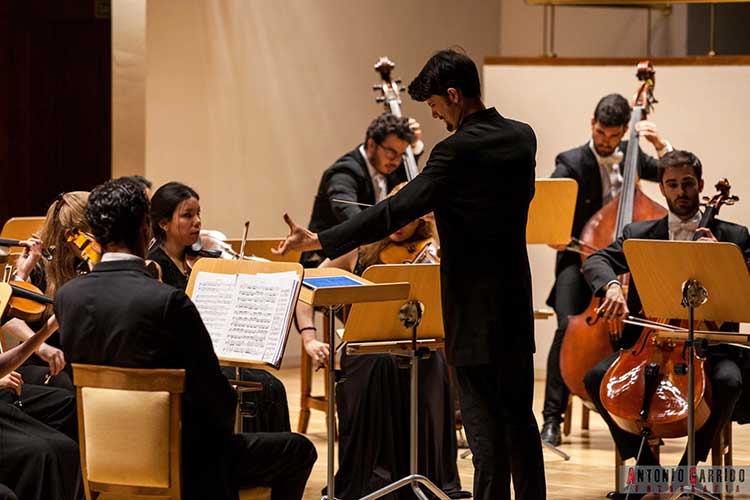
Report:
273,368,750,499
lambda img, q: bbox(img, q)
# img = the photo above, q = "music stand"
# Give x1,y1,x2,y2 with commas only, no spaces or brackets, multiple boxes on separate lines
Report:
527,178,578,460
526,178,578,246
298,267,410,500
334,264,448,500
624,239,750,499
186,258,304,431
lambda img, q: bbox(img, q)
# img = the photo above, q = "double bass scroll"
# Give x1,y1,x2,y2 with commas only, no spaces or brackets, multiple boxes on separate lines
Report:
373,57,420,181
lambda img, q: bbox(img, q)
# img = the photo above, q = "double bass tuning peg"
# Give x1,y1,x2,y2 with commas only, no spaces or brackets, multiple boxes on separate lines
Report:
375,96,385,103
372,85,381,91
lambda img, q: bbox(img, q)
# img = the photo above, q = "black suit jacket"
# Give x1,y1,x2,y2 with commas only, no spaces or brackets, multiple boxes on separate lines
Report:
55,260,238,500
547,141,660,307
582,216,750,348
319,108,537,366
307,146,407,234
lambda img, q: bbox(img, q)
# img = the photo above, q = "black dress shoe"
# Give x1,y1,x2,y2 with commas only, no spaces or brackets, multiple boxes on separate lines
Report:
540,419,561,447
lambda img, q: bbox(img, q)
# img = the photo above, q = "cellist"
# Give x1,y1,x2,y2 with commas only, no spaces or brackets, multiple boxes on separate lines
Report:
582,150,749,499
542,93,674,446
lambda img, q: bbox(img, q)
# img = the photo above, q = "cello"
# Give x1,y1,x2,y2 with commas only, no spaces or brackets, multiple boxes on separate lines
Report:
601,179,739,438
559,61,668,402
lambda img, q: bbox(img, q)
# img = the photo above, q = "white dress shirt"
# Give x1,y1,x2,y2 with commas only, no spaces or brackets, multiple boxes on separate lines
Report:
588,139,673,203
359,145,388,203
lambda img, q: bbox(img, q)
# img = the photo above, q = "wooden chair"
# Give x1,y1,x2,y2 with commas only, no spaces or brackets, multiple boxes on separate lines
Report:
0,216,46,269
226,238,301,263
562,394,591,437
72,364,271,500
0,216,45,240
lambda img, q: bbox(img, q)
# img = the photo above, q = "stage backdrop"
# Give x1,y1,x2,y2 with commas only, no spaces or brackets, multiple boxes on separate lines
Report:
484,57,750,376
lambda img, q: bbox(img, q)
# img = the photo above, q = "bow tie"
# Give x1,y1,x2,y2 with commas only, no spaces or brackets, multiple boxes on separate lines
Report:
668,218,699,235
598,150,623,168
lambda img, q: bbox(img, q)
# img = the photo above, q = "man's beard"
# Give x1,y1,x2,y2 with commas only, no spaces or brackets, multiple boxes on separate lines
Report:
594,143,616,157
667,196,699,218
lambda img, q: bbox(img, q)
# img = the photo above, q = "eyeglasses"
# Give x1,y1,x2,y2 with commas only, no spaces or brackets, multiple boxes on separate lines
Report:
377,143,403,161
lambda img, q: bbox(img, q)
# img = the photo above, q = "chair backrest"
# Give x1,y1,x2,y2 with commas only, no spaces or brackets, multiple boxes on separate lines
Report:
72,364,185,500
1,216,45,240
226,238,302,263
1,216,46,268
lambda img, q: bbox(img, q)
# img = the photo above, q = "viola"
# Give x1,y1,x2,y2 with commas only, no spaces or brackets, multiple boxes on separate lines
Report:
600,179,739,438
373,57,419,181
559,61,668,402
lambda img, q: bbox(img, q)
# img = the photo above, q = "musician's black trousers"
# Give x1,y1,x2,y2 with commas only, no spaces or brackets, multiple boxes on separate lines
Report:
455,353,546,500
584,352,742,464
543,262,591,423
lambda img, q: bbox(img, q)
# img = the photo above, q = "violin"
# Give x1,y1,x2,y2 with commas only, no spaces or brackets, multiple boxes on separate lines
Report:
379,237,438,264
65,228,101,273
559,61,668,402
1,264,53,322
601,179,739,438
6,281,54,322
373,57,419,181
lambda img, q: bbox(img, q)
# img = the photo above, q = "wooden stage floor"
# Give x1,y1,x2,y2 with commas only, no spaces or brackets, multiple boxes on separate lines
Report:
273,368,750,499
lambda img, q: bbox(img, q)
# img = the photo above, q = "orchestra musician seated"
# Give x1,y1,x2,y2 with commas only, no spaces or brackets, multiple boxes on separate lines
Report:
580,150,750,499
0,313,83,500
146,181,292,432
296,183,469,500
55,178,317,500
300,112,422,268
4,191,94,391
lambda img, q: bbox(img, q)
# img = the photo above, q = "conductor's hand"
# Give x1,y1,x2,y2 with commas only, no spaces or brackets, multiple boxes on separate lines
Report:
596,282,628,341
695,227,718,243
273,214,322,255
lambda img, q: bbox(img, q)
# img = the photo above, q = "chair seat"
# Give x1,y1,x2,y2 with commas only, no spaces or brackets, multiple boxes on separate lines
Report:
239,487,272,500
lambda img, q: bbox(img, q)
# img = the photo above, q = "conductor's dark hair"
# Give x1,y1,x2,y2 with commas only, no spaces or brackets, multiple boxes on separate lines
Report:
150,182,199,243
593,94,631,127
407,49,481,102
365,113,415,146
657,150,703,182
86,178,150,249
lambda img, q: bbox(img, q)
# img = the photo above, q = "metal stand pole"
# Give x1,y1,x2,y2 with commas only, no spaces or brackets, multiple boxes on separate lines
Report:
323,305,338,500
668,280,717,500
359,300,450,500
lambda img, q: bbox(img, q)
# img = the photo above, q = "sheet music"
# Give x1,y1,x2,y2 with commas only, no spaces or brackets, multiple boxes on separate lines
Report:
191,271,299,367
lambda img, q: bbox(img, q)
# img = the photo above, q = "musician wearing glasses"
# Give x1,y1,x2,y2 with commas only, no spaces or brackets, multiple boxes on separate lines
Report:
581,151,750,499
300,112,422,268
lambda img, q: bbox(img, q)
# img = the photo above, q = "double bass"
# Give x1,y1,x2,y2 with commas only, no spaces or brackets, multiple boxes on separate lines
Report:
559,61,668,402
601,179,739,438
